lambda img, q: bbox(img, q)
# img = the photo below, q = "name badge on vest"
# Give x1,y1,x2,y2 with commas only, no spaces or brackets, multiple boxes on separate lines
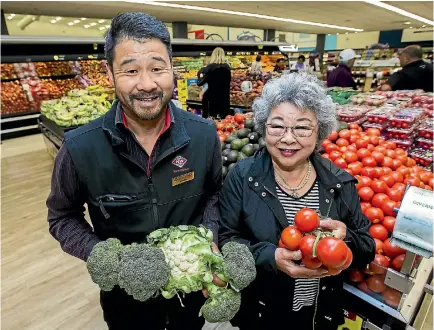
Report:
172,171,195,186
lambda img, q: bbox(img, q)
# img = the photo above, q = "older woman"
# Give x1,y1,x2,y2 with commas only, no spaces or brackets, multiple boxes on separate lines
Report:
219,73,375,330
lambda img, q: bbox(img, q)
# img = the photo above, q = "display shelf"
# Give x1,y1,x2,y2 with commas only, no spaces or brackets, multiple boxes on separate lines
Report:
1,54,105,63
1,110,40,120
38,115,80,139
186,99,250,110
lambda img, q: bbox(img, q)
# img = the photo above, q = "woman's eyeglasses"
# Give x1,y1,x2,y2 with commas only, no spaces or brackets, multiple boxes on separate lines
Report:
265,123,317,138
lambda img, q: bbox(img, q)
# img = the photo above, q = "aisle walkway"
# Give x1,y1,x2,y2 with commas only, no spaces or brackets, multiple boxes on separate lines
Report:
1,134,236,330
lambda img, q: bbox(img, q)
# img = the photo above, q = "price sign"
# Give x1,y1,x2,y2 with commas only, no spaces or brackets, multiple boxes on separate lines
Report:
199,52,206,56
264,52,269,55
227,52,233,55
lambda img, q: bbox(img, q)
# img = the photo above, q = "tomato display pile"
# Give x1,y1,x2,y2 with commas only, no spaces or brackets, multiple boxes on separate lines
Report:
278,208,353,276
322,123,433,308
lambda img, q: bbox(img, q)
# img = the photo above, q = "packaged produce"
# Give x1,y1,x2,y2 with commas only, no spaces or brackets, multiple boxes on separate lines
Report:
386,126,417,140
337,105,371,123
409,148,433,167
20,77,50,110
417,121,434,139
14,62,37,78
1,63,17,80
40,85,112,127
388,138,413,151
388,108,425,128
362,121,387,133
415,138,434,151
1,81,30,115
366,107,395,124
352,94,386,107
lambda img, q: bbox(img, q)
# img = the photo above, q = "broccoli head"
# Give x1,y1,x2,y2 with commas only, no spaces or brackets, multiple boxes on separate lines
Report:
86,238,124,291
199,282,241,323
118,243,170,302
220,241,257,291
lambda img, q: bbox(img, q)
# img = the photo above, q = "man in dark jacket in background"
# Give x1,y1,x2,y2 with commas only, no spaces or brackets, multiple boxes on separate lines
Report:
47,12,222,330
381,45,433,92
327,48,360,89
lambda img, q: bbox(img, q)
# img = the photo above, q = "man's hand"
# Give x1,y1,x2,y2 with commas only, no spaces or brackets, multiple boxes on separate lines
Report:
381,83,392,91
275,248,329,278
320,219,347,240
202,243,227,298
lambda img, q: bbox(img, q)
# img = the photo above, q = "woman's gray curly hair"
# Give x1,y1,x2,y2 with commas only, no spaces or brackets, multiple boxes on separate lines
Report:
252,72,337,144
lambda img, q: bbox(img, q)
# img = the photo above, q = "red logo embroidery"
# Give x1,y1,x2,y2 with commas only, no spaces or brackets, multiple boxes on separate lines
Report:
172,156,187,168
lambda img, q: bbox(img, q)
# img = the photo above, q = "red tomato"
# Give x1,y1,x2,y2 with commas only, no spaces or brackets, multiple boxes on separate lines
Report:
338,248,353,270
349,128,359,135
338,129,351,140
367,144,375,152
316,237,349,268
358,176,373,189
383,238,406,258
385,141,397,150
362,156,377,168
396,166,411,177
375,146,388,155
382,167,393,176
349,270,364,283
336,138,349,147
357,148,371,159
382,199,397,216
382,287,402,308
327,267,342,276
420,172,432,185
367,128,381,136
346,144,358,152
329,131,338,141
342,151,358,163
234,113,245,124
390,254,405,271
404,176,421,187
360,202,371,214
406,158,416,167
349,123,360,130
386,150,397,159
299,235,316,258
369,224,389,241
380,174,395,188
361,167,376,179
395,148,406,156
329,150,342,161
358,187,375,202
325,144,339,154
381,156,393,168
369,135,380,146
374,238,384,254
278,239,286,248
396,154,408,165
302,256,322,270
370,254,390,275
367,275,387,293
294,208,320,233
372,193,389,208
334,158,348,169
281,226,303,250
348,162,363,175
387,188,403,202
382,216,396,233
345,168,354,175
358,281,374,294
365,207,384,224
391,159,403,170
356,138,370,149
322,154,330,159
371,180,388,194
367,151,382,164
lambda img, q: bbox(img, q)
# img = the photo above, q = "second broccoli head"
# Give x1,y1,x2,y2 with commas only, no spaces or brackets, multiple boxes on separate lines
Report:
86,225,257,323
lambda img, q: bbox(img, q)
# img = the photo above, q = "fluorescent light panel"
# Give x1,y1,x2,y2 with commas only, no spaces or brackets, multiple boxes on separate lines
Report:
127,1,363,32
365,0,434,26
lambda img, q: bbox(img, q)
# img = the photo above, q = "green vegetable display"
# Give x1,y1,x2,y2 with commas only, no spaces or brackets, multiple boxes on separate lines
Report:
327,87,359,105
40,85,112,127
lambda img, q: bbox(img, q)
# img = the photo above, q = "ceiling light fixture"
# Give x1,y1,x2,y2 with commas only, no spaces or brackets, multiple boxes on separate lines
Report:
128,1,364,32
105,25,111,28
56,17,62,21
327,34,331,36
84,24,90,28
365,1,434,25
336,33,340,35
404,22,411,25
345,32,349,34
73,20,80,24
50,19,57,24
422,25,426,28
409,26,413,29
99,26,106,30
98,19,105,23
68,22,74,26
7,16,13,20
90,22,97,26
81,18,86,20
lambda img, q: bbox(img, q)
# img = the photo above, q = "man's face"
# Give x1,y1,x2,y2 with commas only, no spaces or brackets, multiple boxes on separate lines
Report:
347,58,356,68
277,61,285,68
398,51,408,67
107,39,174,121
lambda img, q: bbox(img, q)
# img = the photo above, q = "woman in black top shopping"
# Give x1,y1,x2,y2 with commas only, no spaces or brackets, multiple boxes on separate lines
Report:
198,47,231,118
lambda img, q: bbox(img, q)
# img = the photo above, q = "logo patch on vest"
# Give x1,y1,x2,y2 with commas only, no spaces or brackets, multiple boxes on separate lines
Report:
172,156,187,168
172,171,195,186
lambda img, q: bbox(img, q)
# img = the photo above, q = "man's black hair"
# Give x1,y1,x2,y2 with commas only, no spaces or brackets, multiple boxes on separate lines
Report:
256,55,262,62
298,55,306,61
277,58,285,63
105,12,172,67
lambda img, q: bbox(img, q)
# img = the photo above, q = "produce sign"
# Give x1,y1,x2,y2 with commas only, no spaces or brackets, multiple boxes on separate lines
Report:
40,85,112,127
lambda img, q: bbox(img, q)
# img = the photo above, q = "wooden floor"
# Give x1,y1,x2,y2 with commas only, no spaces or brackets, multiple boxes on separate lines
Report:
1,134,235,330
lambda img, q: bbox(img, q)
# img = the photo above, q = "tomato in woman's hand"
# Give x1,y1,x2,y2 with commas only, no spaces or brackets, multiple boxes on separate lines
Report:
365,207,384,224
358,187,375,202
316,237,349,269
338,248,353,270
374,238,384,254
278,239,286,248
382,216,396,233
383,238,406,258
369,224,389,241
370,254,390,275
294,208,320,233
327,267,342,276
302,256,322,270
281,226,303,251
390,254,405,271
382,287,402,308
299,235,316,258
349,270,364,283
371,180,388,194
367,274,387,293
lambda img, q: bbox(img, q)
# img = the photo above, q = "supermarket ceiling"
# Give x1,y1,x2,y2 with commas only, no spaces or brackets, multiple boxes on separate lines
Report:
2,1,433,34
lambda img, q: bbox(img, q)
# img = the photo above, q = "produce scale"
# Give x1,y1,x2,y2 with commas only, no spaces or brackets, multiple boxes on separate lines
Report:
2,36,433,330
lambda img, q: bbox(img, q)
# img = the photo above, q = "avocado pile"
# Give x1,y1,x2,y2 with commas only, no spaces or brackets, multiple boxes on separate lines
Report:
220,118,266,178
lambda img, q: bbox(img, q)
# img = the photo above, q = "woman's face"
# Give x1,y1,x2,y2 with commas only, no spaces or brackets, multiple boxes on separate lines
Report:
265,103,318,170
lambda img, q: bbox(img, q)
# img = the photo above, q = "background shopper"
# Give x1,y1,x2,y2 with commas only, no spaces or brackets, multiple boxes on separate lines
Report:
327,48,360,89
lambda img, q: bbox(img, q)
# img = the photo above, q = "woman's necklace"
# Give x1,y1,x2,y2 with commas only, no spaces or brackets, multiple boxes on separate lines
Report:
274,161,312,198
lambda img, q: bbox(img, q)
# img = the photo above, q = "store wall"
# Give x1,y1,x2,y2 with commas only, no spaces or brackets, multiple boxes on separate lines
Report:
336,31,380,50
401,27,434,42
228,27,264,41
187,24,228,40
276,31,317,50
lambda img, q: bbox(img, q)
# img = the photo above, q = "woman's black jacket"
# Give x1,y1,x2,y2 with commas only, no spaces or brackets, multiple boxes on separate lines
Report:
218,149,375,329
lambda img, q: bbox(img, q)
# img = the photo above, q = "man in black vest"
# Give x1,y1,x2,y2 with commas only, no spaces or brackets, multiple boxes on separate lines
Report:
47,12,222,329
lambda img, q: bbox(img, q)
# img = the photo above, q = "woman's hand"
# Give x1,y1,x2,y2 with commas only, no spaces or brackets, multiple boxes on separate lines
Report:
275,248,329,278
202,243,227,298
320,219,347,240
